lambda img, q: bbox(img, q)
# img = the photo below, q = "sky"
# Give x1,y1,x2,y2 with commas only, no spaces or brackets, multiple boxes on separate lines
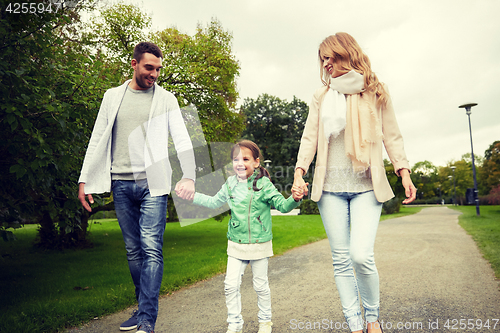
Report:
130,0,499,168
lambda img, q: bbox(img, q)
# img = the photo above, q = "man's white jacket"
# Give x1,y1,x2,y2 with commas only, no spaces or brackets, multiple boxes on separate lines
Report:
78,80,195,197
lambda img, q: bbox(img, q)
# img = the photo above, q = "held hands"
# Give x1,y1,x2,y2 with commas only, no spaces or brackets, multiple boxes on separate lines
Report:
78,183,94,212
292,183,309,201
400,169,417,204
292,168,309,201
175,178,195,201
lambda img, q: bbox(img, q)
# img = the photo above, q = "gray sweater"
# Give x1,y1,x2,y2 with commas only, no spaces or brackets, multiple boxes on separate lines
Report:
111,85,153,180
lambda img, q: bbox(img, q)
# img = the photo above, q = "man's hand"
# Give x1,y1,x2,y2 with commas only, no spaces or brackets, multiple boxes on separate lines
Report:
78,183,94,212
175,178,195,201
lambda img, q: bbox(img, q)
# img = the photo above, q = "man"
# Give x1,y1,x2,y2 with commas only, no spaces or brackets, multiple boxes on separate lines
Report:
78,42,195,333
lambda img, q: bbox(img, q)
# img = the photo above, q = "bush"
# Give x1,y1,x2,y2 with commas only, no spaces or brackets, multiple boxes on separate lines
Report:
483,185,500,205
299,199,320,215
382,197,401,215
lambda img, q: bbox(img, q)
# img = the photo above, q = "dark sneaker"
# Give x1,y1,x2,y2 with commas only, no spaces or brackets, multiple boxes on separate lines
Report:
119,309,138,331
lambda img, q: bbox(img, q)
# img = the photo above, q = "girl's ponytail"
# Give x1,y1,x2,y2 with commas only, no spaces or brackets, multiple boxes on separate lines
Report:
253,165,271,191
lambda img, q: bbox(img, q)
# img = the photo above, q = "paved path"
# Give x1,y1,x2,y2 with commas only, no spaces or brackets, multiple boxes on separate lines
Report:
67,207,500,332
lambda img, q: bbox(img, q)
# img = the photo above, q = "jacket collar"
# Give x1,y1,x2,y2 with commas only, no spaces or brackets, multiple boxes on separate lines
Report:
230,169,259,186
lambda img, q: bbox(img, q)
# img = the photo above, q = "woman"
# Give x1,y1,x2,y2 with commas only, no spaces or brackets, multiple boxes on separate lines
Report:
292,32,416,333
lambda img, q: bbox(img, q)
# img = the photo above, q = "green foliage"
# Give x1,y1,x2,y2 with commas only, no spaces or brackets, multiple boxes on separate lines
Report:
481,141,500,195
0,0,117,248
299,199,320,215
240,94,309,190
438,157,477,205
382,197,401,215
154,19,244,143
411,160,440,199
0,2,244,248
384,159,407,199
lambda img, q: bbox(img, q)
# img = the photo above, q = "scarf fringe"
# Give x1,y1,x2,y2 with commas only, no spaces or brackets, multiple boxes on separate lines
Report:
345,94,383,170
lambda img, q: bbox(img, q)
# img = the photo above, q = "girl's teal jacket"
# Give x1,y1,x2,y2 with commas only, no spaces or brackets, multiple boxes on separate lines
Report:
193,171,301,244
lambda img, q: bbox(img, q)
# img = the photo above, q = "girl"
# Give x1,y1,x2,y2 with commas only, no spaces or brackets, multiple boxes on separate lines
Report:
292,33,416,333
191,140,303,333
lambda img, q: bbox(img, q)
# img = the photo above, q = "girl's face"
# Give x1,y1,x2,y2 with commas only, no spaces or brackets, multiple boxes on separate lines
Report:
322,56,344,78
232,146,260,180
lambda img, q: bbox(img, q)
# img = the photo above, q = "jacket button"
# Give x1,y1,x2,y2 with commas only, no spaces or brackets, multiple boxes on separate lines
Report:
239,240,241,243
256,239,259,243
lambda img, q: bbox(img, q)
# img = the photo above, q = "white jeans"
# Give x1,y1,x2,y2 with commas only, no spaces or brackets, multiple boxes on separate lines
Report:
317,191,383,332
224,256,271,331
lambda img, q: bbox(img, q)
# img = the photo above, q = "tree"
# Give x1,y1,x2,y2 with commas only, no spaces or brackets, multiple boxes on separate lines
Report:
384,159,406,199
239,94,308,192
438,155,478,205
411,160,439,199
1,2,244,246
153,19,244,144
0,0,120,247
481,140,500,194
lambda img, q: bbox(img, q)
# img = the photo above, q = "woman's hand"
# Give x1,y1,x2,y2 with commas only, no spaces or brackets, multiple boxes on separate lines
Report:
399,169,416,204
292,168,309,199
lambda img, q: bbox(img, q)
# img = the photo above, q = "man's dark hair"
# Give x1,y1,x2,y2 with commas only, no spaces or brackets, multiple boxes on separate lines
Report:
133,42,163,62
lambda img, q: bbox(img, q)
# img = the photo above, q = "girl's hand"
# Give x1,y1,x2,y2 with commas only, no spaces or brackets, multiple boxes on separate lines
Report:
400,169,416,204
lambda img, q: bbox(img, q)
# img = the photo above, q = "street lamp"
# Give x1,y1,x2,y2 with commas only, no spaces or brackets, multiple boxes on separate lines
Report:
448,175,453,204
458,103,480,216
451,166,456,206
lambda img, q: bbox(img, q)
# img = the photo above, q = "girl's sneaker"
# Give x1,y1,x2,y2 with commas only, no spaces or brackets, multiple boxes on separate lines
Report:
258,321,273,333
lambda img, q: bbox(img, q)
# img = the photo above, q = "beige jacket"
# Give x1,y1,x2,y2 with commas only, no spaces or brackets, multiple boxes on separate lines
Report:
296,85,410,203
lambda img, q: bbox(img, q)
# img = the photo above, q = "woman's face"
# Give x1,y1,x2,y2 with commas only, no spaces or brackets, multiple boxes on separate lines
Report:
322,56,344,78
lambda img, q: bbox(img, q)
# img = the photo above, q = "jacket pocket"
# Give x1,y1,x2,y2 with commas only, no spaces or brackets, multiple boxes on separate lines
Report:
257,216,267,232
229,218,240,228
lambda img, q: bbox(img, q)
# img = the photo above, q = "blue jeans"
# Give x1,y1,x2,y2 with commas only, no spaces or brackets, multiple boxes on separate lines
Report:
317,191,382,332
112,179,168,330
225,256,271,331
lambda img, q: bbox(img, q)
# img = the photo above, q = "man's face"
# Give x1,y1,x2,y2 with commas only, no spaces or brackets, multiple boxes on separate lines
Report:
131,52,163,90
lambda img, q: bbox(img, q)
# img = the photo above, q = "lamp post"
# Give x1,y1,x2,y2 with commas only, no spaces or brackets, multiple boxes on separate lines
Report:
458,103,480,216
448,175,453,204
263,160,272,177
451,166,456,206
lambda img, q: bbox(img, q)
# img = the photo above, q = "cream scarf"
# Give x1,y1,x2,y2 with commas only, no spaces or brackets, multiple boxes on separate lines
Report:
321,70,382,170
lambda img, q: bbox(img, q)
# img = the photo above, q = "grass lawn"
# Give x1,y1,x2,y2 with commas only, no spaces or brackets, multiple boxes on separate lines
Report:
0,206,420,333
450,205,500,279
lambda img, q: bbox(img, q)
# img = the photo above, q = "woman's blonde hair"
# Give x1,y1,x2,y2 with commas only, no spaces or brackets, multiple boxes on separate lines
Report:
318,32,388,108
